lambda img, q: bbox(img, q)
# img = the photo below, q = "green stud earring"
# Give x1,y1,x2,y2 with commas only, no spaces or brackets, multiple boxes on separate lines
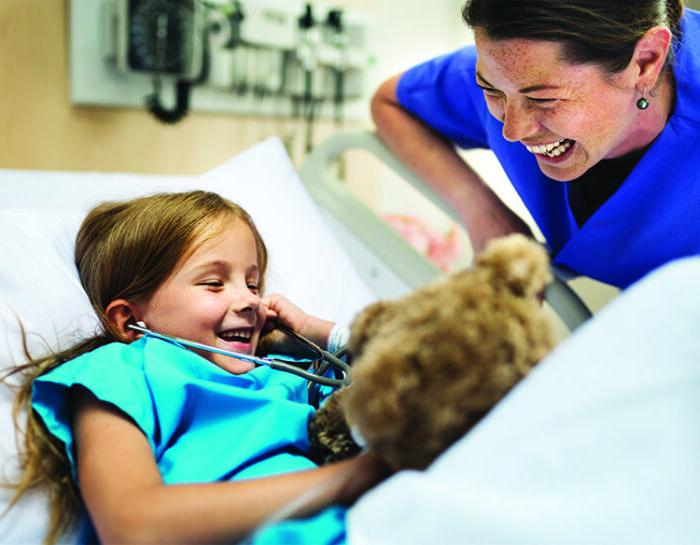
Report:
637,86,649,110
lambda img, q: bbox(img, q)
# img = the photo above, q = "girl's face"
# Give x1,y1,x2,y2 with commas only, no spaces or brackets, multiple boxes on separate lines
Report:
474,29,649,182
135,219,265,375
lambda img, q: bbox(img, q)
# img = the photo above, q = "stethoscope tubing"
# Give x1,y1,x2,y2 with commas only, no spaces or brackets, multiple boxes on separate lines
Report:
128,322,351,388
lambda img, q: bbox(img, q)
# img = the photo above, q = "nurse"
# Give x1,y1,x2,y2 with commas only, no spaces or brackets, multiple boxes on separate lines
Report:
371,0,700,288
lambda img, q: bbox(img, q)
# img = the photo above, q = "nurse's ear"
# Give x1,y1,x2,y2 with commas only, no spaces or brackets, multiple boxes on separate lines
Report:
631,25,673,88
105,299,142,342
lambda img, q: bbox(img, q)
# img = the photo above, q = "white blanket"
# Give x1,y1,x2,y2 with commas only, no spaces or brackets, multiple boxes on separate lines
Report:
349,255,700,545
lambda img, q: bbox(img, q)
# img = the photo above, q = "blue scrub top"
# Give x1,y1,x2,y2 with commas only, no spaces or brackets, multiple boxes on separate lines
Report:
32,336,347,544
397,10,700,288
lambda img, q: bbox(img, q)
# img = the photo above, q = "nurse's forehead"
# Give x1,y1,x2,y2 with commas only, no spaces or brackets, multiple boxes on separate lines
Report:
475,70,565,94
474,27,567,58
474,31,571,72
474,40,592,93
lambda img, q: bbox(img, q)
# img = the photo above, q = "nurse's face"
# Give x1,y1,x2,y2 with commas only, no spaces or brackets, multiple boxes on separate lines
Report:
474,29,646,182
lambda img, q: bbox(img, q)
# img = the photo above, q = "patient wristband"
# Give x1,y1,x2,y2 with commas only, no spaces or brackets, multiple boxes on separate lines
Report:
327,324,350,352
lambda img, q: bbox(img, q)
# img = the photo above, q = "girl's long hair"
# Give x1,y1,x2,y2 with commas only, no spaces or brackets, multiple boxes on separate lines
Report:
1,190,267,544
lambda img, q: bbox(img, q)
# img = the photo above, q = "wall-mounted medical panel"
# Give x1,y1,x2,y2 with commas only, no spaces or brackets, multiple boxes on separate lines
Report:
70,0,375,123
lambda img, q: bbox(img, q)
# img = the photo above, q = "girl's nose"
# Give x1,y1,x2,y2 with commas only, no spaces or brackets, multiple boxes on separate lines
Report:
231,288,260,314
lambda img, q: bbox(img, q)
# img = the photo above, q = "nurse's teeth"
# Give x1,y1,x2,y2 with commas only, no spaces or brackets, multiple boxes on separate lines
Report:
525,139,573,157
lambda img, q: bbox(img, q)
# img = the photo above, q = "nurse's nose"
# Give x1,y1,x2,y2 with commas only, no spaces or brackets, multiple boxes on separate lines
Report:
501,100,539,142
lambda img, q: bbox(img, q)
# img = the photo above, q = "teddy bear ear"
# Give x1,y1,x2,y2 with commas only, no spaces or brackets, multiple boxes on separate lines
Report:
348,300,393,356
475,234,552,298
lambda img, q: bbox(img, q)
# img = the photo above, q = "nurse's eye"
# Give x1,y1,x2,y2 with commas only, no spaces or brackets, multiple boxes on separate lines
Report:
476,83,502,97
480,88,503,100
528,97,557,106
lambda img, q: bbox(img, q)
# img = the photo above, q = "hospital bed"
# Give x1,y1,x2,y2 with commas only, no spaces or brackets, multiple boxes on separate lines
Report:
2,131,696,543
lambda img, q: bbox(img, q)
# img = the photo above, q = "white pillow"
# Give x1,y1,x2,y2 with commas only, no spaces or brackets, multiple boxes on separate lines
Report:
0,136,375,365
0,137,376,543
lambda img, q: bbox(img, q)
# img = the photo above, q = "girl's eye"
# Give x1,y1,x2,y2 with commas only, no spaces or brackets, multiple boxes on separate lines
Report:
201,280,223,287
248,284,260,294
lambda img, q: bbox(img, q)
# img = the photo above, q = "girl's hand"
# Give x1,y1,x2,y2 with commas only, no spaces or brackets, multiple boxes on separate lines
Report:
260,294,335,352
262,294,311,333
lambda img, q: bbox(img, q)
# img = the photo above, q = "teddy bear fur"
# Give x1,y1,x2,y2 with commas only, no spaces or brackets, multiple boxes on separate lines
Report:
308,234,557,471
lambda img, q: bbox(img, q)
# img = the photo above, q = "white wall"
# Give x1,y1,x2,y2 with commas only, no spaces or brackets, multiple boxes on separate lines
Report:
353,0,502,270
368,0,470,86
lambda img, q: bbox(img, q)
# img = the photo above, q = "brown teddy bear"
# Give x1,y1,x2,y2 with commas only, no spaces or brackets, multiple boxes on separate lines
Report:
308,234,557,471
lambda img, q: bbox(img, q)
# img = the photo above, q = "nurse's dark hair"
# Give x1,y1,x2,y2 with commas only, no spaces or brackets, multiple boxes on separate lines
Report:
1,190,268,545
462,0,684,73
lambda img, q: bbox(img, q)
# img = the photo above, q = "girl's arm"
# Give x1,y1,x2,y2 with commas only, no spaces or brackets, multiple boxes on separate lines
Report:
371,74,533,254
72,389,390,545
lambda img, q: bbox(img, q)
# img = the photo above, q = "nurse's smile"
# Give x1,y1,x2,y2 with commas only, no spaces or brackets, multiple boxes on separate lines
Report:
473,28,671,182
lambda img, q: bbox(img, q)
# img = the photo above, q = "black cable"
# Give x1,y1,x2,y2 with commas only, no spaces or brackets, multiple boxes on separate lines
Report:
298,4,318,153
145,79,191,124
326,9,345,127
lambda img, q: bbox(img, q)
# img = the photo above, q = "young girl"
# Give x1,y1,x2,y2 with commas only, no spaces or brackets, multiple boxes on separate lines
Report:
3,190,389,545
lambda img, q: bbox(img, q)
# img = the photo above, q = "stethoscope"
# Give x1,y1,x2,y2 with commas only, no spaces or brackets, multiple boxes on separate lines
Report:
128,321,351,406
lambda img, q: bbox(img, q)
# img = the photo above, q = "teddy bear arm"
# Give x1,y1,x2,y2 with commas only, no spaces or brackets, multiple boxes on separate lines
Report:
307,388,362,465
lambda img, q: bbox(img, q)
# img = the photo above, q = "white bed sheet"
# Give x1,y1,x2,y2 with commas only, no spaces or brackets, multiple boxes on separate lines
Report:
348,255,700,545
0,137,376,544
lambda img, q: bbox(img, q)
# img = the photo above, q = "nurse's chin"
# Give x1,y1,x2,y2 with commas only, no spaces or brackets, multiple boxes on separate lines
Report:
538,168,580,182
535,157,591,182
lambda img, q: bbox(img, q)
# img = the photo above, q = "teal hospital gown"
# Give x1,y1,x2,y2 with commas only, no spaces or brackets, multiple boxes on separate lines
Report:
32,335,347,544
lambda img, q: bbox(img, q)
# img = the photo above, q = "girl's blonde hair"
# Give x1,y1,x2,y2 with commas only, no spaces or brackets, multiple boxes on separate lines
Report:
2,190,268,544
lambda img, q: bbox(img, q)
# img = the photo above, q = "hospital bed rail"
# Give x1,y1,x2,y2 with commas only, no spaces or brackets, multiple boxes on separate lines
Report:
298,129,592,333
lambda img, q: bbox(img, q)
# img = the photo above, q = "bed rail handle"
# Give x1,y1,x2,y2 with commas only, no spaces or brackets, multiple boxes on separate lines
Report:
299,129,593,332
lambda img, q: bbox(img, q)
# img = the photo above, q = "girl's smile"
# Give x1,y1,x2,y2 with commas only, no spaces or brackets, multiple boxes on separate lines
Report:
218,327,255,351
134,218,266,375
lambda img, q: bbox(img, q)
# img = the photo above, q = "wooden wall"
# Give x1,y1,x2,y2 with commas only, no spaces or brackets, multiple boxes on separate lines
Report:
0,0,370,175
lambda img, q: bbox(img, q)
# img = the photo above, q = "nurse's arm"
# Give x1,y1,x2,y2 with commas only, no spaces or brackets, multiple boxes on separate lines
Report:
371,73,533,254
